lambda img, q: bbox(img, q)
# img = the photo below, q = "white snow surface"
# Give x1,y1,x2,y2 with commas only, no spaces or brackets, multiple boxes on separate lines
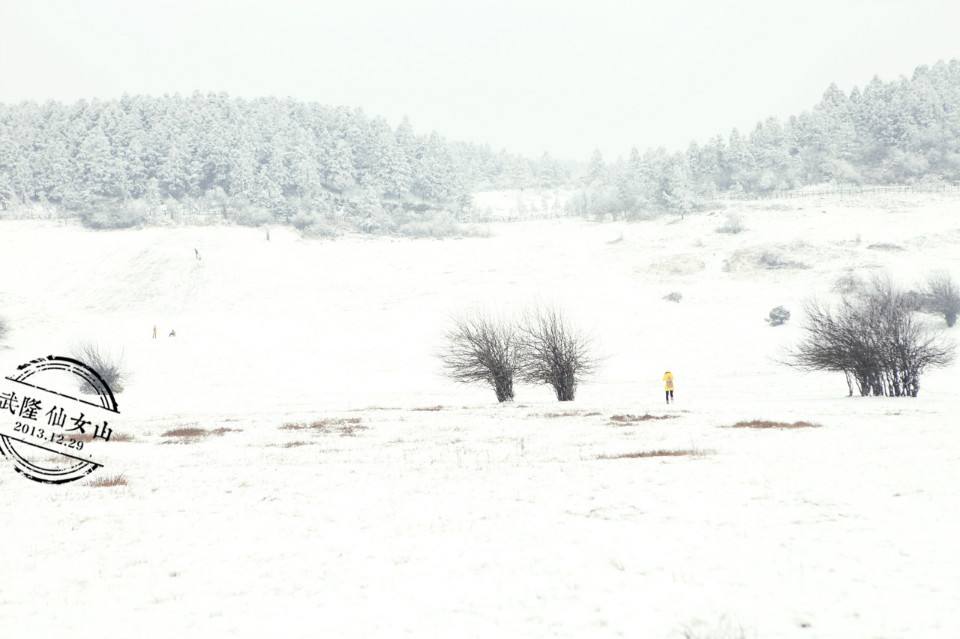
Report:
1,194,959,638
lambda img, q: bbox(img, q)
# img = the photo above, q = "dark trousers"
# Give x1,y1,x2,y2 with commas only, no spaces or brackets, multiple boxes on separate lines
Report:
665,390,674,403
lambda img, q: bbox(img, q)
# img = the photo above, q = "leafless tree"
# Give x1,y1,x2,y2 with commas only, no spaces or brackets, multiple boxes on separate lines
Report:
73,342,127,394
441,313,518,402
789,277,954,397
921,271,960,327
517,307,595,401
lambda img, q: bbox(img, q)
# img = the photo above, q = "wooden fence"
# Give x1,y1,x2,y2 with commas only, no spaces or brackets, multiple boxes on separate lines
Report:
714,183,960,201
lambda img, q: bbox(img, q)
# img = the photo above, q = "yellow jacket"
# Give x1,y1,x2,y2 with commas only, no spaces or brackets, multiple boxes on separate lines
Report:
662,372,674,391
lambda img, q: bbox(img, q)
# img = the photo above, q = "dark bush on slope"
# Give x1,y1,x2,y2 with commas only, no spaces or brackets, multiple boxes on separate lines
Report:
789,277,954,397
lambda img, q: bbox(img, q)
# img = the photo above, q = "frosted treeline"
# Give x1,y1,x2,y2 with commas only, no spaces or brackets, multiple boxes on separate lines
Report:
3,60,958,231
569,60,960,218
0,94,572,231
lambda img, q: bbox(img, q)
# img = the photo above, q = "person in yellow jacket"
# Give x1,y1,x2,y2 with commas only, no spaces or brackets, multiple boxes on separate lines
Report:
662,371,675,404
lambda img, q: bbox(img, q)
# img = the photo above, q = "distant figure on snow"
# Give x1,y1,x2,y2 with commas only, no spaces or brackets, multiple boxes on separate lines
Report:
168,329,177,337
152,325,157,339
663,371,675,404
194,248,201,261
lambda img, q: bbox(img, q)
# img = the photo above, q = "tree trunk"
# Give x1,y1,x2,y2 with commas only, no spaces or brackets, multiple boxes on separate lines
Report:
494,376,514,402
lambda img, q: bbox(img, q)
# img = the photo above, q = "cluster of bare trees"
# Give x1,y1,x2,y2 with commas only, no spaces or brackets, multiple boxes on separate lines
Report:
790,277,954,397
442,307,595,402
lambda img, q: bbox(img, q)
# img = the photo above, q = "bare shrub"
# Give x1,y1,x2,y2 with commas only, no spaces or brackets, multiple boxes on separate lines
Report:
716,213,745,234
441,312,519,402
663,291,683,303
903,289,926,311
728,420,820,429
518,307,595,401
598,448,709,460
921,271,960,327
88,474,128,487
72,342,126,394
396,212,488,239
79,206,148,230
766,306,790,326
789,277,955,397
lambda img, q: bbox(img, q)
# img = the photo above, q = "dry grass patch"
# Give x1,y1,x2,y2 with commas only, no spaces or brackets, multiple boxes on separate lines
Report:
411,405,444,412
532,410,600,418
88,474,128,487
609,414,679,424
162,427,209,438
66,432,135,443
728,420,821,429
598,448,710,460
161,427,242,442
724,245,810,272
867,242,905,252
279,417,366,437
281,441,312,448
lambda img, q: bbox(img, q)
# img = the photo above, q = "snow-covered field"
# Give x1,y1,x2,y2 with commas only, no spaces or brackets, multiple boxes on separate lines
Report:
472,188,573,220
1,193,959,638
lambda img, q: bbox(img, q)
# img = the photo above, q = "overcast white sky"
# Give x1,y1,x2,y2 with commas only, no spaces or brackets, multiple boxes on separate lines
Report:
1,0,958,159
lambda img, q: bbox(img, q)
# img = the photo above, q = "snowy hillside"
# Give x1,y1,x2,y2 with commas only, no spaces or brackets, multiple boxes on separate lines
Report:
1,192,959,638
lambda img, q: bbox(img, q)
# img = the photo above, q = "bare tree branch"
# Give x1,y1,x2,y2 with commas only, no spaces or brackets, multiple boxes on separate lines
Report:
517,306,595,401
440,312,518,402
